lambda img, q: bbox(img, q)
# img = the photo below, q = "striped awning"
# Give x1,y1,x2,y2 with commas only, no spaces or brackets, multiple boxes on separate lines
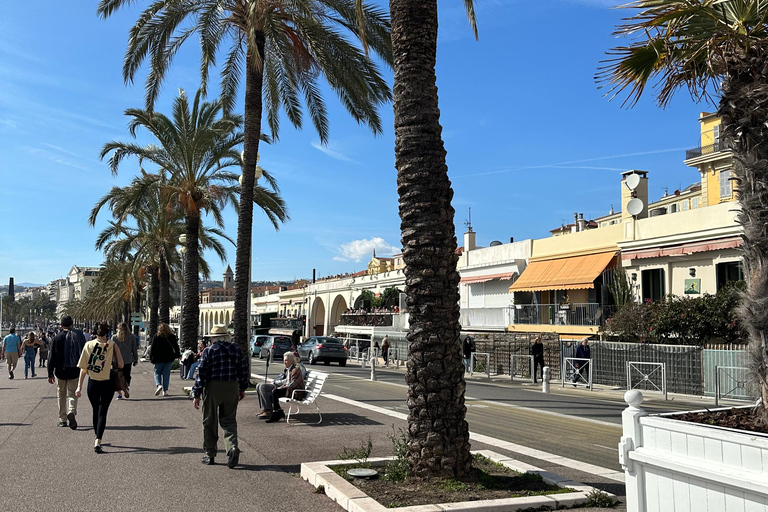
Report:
460,272,516,284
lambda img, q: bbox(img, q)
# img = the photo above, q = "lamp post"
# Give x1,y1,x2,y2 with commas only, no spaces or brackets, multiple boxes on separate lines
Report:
178,234,187,342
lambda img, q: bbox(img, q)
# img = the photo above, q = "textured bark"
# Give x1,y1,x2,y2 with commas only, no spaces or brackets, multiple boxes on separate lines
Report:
149,265,160,343
133,287,142,338
182,213,201,350
719,47,768,425
390,0,471,478
233,35,266,362
158,256,170,325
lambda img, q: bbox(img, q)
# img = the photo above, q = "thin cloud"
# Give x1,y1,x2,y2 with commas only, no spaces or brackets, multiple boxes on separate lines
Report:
335,237,399,262
311,141,358,163
453,147,687,178
22,146,91,171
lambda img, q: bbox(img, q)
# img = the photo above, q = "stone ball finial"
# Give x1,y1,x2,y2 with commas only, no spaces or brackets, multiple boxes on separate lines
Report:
624,389,644,408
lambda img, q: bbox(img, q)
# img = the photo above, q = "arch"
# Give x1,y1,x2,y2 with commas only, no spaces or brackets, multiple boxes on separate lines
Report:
328,295,348,335
225,310,231,328
311,298,326,336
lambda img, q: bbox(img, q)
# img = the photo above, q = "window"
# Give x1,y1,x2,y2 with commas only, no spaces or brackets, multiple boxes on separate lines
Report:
713,124,720,147
720,169,732,198
641,269,665,302
681,200,689,211
669,203,678,213
716,261,744,290
692,197,700,209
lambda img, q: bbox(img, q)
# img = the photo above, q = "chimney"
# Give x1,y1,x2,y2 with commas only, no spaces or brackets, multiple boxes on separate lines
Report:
509,237,514,243
571,213,578,233
578,213,586,232
464,229,476,252
312,269,316,283
621,170,649,221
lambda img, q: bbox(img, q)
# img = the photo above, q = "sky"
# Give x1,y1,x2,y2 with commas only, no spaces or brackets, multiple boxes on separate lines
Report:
0,0,711,287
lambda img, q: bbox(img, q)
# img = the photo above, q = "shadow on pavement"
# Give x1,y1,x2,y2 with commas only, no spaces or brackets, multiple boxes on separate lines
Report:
105,444,200,455
277,413,383,427
106,425,186,431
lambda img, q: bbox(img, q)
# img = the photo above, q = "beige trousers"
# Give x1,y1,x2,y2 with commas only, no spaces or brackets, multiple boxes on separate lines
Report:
56,378,79,422
5,352,19,373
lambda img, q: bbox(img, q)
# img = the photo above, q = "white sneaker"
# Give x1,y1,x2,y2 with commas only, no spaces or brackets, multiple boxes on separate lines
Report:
155,385,162,396
162,390,168,396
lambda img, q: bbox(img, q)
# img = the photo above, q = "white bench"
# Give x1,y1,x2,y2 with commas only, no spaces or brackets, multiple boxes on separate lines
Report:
279,371,328,425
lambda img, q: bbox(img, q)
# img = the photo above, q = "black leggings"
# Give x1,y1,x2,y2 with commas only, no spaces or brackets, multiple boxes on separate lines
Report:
87,378,115,439
122,365,132,387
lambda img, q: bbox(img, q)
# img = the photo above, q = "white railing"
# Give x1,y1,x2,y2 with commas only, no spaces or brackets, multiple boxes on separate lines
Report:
459,307,512,329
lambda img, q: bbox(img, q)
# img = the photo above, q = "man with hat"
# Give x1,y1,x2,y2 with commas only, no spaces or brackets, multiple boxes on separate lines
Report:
191,325,249,468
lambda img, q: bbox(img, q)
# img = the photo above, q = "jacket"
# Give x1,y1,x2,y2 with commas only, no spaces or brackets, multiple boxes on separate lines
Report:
150,333,181,364
48,329,86,381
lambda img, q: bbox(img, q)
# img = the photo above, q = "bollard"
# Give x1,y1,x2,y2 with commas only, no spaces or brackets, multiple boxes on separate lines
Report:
542,367,550,393
361,351,367,369
370,354,377,381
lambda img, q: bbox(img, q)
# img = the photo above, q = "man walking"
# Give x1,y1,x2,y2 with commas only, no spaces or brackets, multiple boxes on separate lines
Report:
573,337,591,386
530,335,545,384
192,325,249,468
48,316,86,429
2,328,22,379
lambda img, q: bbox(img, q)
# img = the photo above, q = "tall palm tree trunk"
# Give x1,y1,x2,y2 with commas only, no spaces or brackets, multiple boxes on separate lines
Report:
182,214,201,350
390,0,471,478
149,266,159,343
719,48,768,424
233,37,266,360
133,286,142,337
159,256,170,325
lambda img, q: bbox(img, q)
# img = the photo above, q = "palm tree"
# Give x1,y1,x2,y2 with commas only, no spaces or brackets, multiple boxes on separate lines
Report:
97,0,392,356
100,88,288,349
384,0,476,478
598,0,768,423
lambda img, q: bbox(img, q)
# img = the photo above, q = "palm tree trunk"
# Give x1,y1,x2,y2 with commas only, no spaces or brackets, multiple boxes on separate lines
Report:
233,35,266,360
719,49,768,425
159,255,170,325
149,265,160,344
390,0,471,478
133,286,142,338
182,213,201,350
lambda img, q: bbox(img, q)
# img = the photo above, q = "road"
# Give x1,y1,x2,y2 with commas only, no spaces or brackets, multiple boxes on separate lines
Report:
251,356,733,475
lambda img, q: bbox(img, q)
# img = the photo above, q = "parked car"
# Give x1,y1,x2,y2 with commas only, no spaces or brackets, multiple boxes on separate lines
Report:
298,336,347,366
259,335,296,361
250,335,269,357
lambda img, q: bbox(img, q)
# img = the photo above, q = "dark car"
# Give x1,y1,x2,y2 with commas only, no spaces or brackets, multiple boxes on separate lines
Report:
250,335,269,357
298,336,347,366
259,335,295,361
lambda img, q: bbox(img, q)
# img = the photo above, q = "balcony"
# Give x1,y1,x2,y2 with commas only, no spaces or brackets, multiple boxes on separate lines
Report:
685,140,730,160
513,303,614,327
459,307,513,330
340,312,394,327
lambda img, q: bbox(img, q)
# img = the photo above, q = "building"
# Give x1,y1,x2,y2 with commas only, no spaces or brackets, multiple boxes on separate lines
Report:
199,265,236,303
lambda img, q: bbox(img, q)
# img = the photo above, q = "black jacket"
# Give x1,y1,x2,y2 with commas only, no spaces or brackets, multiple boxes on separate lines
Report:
530,342,544,360
150,333,181,364
47,329,86,381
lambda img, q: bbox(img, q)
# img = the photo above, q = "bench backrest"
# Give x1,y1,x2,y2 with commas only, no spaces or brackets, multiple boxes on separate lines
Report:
302,371,328,402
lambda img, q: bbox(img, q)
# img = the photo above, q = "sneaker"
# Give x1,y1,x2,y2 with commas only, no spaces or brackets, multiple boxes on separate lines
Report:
67,412,77,430
155,385,162,396
9,371,13,379
57,421,68,427
265,409,285,423
162,390,168,396
32,373,36,378
201,456,215,465
94,445,104,454
116,394,123,400
227,447,240,469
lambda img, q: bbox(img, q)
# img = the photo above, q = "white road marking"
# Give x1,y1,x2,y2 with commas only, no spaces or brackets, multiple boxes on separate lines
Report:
323,393,625,483
332,385,351,390
592,444,619,452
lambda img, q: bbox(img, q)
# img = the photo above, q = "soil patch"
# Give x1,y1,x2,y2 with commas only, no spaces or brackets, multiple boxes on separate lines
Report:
331,455,571,509
673,407,768,435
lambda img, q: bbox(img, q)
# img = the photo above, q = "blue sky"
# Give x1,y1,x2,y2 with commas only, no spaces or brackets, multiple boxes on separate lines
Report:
0,0,710,287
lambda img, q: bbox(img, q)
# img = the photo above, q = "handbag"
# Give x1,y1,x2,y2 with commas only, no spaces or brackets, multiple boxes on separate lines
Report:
111,367,130,398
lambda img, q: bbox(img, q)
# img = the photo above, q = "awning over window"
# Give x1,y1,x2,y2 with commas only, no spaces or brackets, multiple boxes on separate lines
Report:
509,252,617,292
621,236,741,261
460,272,516,284
268,328,297,336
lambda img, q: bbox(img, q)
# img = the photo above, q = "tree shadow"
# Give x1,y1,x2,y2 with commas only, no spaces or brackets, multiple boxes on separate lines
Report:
106,425,186,431
281,412,383,427
104,444,201,455
0,423,28,427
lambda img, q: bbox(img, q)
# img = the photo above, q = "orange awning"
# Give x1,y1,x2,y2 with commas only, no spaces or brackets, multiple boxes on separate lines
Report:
460,272,516,284
509,252,617,292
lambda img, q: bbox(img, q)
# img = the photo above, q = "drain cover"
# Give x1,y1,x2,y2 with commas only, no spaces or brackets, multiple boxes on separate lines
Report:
347,468,378,478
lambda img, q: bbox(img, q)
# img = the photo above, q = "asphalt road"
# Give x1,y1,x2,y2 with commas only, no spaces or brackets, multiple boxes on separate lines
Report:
251,356,742,474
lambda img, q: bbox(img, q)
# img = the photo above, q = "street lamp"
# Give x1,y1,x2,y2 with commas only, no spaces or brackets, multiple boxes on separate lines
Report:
178,234,187,342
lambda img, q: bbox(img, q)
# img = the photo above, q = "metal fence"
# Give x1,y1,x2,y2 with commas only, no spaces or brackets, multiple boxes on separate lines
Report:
702,348,752,399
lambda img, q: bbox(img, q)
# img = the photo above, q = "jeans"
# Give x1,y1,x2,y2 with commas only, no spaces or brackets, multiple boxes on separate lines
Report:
463,358,471,373
153,361,173,391
24,348,36,377
186,361,199,380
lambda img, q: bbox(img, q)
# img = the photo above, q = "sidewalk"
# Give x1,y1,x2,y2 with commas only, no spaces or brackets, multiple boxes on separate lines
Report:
0,361,624,511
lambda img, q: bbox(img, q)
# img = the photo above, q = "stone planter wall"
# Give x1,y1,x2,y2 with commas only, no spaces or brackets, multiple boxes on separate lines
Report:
620,390,768,512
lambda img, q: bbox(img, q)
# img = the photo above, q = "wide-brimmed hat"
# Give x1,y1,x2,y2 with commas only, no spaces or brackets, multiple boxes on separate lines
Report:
205,325,229,338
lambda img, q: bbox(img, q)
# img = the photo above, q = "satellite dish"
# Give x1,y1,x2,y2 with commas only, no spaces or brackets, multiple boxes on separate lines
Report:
625,173,641,190
627,198,644,216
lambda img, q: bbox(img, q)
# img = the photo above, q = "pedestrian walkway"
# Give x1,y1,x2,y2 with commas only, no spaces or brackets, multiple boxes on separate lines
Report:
0,361,625,512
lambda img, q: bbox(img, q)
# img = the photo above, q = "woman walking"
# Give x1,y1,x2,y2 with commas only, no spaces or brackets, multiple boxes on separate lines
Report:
112,323,138,399
75,323,124,453
22,332,40,378
150,323,180,396
38,333,49,368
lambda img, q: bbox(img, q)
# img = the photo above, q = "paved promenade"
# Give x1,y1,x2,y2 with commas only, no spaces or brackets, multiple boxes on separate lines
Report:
0,361,625,511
